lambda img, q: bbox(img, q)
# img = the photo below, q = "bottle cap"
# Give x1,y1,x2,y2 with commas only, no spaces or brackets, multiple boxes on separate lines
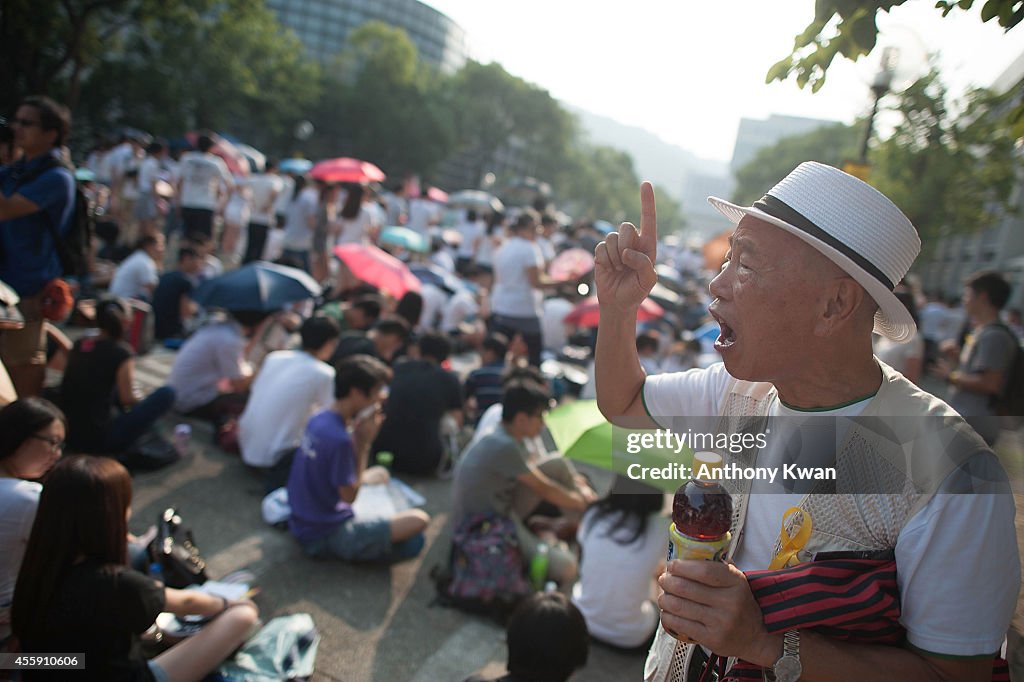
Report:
692,451,723,481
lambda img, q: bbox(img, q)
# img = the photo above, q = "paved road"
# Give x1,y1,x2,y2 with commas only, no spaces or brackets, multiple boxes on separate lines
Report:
129,348,647,682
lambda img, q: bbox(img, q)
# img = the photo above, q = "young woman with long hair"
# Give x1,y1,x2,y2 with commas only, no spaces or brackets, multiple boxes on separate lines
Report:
570,476,667,650
12,455,258,681
0,398,65,643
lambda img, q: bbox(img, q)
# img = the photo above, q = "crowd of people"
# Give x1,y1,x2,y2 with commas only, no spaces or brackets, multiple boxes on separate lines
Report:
0,94,1022,681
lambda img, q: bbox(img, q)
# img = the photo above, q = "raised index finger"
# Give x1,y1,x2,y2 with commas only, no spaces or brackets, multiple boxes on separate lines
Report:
637,181,658,259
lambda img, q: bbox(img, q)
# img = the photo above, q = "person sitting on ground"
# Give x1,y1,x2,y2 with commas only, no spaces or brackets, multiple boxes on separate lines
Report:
0,398,65,644
571,476,666,651
12,455,259,682
463,592,589,682
463,363,549,461
332,316,410,366
464,332,510,424
286,354,430,562
239,315,341,491
372,332,464,476
451,381,597,587
152,246,203,344
167,310,267,423
59,298,175,455
184,231,222,282
320,295,382,335
108,233,165,301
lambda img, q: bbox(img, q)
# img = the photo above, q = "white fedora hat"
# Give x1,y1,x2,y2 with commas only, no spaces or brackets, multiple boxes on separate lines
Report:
708,161,921,342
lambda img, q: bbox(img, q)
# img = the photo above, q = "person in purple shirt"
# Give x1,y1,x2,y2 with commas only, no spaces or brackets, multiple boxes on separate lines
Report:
287,354,430,561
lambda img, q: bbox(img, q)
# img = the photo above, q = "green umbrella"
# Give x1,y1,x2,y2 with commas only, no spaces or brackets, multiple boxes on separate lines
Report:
545,399,692,493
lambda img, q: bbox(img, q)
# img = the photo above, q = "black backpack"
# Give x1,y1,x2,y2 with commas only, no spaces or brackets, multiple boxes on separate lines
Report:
10,155,94,279
986,323,1024,418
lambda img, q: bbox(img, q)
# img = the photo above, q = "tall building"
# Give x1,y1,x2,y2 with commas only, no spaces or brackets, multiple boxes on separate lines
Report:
729,114,838,173
916,52,1024,308
265,0,469,74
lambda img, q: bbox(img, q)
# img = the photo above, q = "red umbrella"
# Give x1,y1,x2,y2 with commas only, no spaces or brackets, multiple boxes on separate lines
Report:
563,296,663,328
548,248,595,282
310,157,385,184
333,244,421,298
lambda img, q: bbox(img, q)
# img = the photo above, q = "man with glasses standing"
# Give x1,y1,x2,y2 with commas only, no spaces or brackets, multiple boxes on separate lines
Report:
0,96,75,398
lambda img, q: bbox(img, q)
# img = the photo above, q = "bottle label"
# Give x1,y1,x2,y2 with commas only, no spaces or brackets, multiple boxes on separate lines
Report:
667,523,730,563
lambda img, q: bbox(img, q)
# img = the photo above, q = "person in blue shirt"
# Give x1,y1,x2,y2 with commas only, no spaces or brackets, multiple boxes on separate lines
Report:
287,354,430,562
0,96,75,398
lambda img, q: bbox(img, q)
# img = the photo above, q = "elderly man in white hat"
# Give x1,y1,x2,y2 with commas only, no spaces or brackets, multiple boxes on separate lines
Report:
595,162,1018,682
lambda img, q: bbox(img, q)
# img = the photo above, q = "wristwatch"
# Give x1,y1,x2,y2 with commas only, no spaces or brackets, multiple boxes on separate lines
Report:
764,630,801,682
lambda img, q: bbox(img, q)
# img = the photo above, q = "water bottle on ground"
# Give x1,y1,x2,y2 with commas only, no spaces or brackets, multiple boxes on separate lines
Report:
174,423,192,457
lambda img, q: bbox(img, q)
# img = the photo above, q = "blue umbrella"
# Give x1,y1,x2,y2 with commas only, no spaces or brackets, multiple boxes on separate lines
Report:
193,262,321,311
409,263,467,295
279,158,313,174
379,226,429,253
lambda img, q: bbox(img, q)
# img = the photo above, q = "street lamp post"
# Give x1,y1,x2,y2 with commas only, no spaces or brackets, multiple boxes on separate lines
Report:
858,46,899,165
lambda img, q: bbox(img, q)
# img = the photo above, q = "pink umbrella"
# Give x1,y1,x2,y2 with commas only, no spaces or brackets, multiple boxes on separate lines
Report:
549,248,595,282
426,186,449,202
310,157,385,184
333,244,421,298
184,131,249,176
563,296,663,329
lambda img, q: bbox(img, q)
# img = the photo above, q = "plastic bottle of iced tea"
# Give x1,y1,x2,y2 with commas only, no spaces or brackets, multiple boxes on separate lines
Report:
668,451,733,563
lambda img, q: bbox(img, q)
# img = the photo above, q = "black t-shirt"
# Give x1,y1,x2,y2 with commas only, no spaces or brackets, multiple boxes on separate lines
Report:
373,359,462,475
60,336,132,452
152,271,194,340
21,561,165,682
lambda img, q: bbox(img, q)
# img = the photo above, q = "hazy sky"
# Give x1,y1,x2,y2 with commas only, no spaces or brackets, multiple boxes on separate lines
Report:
426,0,1024,162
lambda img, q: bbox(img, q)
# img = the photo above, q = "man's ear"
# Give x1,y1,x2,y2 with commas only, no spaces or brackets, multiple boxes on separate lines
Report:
814,278,868,337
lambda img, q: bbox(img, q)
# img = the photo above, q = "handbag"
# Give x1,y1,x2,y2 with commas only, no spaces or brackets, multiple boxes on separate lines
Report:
148,507,209,589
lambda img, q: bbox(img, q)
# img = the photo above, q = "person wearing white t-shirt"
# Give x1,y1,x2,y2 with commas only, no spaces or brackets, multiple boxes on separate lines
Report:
238,316,340,490
176,134,233,240
406,190,438,236
572,479,667,650
108,233,164,301
335,185,377,246
490,210,558,367
133,140,168,234
455,209,485,274
242,162,285,264
595,167,1018,682
280,177,319,273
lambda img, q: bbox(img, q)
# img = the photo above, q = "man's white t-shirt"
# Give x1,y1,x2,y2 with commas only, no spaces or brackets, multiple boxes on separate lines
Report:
136,156,162,194
643,362,1020,657
542,297,575,353
456,218,485,259
873,334,925,379
419,283,448,332
918,303,947,342
282,187,319,251
246,173,285,226
109,250,158,300
168,321,248,412
0,479,40,640
178,151,232,210
572,508,667,648
406,198,438,235
441,290,478,334
273,175,296,217
238,350,335,467
492,236,544,319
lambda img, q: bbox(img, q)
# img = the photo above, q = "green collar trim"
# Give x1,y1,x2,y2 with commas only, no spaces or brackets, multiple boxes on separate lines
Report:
778,389,879,413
